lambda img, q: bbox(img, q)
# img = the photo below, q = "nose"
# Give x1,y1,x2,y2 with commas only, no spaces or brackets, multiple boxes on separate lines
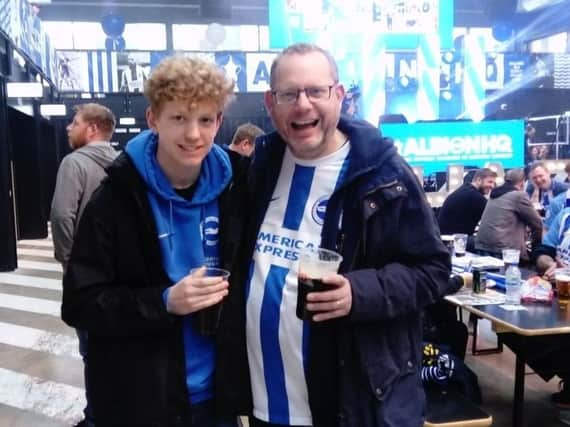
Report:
184,121,200,140
294,90,312,109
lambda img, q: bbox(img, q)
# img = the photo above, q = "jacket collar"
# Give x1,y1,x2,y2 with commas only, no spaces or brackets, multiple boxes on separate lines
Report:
256,116,399,192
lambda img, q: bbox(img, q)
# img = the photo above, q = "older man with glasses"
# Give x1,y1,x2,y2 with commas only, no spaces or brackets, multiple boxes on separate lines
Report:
216,43,451,427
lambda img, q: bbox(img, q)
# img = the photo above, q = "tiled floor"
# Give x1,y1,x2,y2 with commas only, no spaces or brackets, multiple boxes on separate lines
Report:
0,233,569,426
0,235,84,427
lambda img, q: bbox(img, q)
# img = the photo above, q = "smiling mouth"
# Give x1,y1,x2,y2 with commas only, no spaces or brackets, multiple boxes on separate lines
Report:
291,119,319,130
178,144,202,152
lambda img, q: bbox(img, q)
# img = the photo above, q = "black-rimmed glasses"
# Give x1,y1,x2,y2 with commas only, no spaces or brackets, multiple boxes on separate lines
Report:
272,84,336,105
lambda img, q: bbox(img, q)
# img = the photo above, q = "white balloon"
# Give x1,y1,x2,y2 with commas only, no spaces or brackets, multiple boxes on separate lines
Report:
205,23,226,46
200,38,214,51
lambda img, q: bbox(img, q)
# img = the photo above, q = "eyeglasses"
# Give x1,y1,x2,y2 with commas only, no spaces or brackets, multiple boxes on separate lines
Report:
272,84,336,105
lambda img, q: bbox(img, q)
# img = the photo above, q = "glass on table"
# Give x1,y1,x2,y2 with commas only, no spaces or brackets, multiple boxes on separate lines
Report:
453,234,468,257
554,268,570,309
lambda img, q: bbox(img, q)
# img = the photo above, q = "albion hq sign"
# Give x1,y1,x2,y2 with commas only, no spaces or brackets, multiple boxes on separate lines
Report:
381,120,525,174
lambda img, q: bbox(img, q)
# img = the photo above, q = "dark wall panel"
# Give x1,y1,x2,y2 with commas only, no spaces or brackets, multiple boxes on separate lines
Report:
9,107,48,240
38,119,59,218
0,79,17,271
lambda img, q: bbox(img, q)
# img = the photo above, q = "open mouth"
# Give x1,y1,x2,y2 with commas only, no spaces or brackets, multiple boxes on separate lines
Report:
291,119,319,130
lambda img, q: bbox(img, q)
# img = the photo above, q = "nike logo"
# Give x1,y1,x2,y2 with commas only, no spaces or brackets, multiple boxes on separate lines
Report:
270,196,280,202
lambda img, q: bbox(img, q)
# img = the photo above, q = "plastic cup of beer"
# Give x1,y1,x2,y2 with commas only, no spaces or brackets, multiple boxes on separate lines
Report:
190,267,230,335
554,268,570,308
296,247,343,321
453,234,468,257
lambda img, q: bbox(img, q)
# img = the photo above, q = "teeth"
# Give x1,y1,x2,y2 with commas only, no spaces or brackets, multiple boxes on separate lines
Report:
293,119,316,126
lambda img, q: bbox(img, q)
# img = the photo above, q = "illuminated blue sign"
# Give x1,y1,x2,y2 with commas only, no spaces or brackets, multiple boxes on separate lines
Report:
268,0,453,50
381,120,525,175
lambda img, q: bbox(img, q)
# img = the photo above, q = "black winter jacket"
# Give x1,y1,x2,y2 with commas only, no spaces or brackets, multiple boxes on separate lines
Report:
216,117,451,427
61,151,248,427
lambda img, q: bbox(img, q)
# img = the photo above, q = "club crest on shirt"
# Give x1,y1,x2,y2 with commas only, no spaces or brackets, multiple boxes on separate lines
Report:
201,216,219,247
311,196,329,226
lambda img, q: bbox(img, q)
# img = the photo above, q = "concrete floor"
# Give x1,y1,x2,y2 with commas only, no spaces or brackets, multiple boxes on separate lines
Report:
0,234,569,426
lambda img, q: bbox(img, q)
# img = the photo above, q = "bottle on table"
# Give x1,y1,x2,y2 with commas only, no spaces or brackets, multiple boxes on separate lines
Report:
505,263,522,305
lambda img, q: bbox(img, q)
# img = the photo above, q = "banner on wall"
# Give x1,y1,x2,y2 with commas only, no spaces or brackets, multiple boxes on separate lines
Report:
0,0,13,39
57,50,118,92
554,53,570,89
57,51,87,91
504,54,529,86
1,0,57,83
117,52,148,93
216,52,246,92
150,51,247,92
246,52,276,92
381,119,525,174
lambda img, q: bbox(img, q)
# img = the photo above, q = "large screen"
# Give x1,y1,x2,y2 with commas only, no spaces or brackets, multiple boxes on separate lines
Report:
269,0,453,50
381,120,525,175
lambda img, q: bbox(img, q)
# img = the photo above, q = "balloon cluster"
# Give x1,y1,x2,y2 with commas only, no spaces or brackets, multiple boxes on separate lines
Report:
101,13,126,51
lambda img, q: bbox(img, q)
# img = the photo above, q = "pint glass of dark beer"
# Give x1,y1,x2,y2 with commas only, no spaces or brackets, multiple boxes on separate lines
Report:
190,267,230,335
296,247,343,321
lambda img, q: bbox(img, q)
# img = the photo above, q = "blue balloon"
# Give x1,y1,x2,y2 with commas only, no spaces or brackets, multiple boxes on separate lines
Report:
101,13,125,38
492,21,513,42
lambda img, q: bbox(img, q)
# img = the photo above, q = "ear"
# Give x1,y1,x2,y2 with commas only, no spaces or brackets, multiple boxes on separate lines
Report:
334,83,346,101
215,113,224,133
146,107,158,133
264,90,275,115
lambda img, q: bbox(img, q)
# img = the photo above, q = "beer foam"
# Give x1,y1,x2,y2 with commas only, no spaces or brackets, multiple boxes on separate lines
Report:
299,260,340,279
556,274,570,282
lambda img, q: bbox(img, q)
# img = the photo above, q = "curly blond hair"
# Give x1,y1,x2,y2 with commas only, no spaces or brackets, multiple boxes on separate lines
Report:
144,56,235,113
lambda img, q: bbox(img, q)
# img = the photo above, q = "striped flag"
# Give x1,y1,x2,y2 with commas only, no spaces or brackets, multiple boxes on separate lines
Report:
87,51,119,92
0,0,13,38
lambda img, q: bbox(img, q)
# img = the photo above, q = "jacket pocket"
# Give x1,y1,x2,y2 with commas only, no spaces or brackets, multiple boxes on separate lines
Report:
365,359,416,403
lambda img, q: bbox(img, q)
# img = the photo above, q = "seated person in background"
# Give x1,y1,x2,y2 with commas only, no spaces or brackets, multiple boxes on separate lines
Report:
529,208,570,410
475,168,542,263
534,205,570,279
526,161,569,214
438,168,497,249
226,122,264,158
543,188,570,231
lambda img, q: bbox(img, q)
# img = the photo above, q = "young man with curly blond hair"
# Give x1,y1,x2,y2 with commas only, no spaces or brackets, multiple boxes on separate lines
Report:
62,56,246,426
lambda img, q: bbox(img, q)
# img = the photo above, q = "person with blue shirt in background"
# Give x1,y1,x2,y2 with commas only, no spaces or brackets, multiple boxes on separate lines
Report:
526,161,569,216
543,188,570,231
522,206,570,413
61,56,246,426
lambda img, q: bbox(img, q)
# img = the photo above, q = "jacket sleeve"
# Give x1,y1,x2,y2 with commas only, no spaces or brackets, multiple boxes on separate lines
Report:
344,165,451,323
50,156,85,268
61,185,176,337
515,192,543,245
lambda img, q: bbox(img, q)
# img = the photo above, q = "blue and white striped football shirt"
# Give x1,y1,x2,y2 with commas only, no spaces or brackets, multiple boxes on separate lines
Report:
246,143,350,425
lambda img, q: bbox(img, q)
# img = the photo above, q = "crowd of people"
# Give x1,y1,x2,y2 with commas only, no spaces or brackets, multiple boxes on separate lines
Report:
49,42,570,427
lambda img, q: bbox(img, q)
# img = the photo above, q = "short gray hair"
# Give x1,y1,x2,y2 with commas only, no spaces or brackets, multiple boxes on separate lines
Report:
269,43,339,89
